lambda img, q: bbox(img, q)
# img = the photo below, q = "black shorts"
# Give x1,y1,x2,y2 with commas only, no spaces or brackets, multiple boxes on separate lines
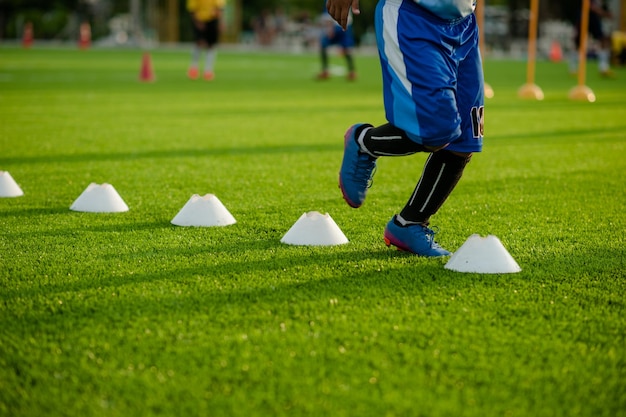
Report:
192,18,219,47
575,13,605,45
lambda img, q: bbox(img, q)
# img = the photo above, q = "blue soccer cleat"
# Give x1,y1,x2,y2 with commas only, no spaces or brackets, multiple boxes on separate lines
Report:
339,123,376,208
383,216,451,257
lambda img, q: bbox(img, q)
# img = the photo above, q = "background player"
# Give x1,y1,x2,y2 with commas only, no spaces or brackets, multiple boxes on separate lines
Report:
187,0,225,81
570,0,614,77
317,11,357,81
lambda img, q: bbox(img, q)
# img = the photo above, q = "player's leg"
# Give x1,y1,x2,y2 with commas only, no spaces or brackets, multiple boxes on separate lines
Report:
395,15,483,228
569,25,581,74
339,1,477,216
357,123,430,157
339,122,432,208
342,26,357,80
339,122,380,208
339,0,437,208
317,33,332,79
381,3,483,256
188,22,203,79
344,48,356,80
589,16,612,75
203,19,219,80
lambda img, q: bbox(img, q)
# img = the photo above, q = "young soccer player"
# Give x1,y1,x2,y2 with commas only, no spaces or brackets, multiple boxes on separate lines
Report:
187,0,225,81
570,0,614,77
328,0,484,257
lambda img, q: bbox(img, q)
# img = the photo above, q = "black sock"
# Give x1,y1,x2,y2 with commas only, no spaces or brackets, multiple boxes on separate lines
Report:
360,123,429,157
321,49,328,71
398,150,472,226
345,53,355,72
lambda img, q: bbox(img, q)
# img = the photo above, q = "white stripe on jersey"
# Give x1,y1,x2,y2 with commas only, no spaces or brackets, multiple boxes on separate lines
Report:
414,0,476,20
382,2,412,96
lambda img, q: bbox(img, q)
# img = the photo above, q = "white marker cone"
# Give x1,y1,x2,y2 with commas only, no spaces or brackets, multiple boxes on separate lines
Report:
171,194,236,227
70,183,129,213
445,234,521,274
281,211,349,246
0,171,24,197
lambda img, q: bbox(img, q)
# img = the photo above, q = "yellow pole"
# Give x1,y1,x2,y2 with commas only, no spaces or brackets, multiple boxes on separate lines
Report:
476,0,494,98
167,0,179,43
569,0,596,102
526,0,538,85
518,0,544,100
577,0,590,87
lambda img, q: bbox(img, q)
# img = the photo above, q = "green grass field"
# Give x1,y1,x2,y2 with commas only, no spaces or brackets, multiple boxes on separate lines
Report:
1,45,625,417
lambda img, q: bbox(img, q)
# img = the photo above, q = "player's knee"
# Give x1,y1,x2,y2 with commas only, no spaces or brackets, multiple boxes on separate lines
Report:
437,149,473,166
422,125,463,150
424,144,448,152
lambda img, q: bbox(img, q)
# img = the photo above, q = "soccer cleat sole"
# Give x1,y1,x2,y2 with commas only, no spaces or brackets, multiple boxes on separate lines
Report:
384,233,409,252
384,230,450,257
338,181,361,208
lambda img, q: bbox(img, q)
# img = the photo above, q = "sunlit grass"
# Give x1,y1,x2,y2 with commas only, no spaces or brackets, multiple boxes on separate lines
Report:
0,46,625,417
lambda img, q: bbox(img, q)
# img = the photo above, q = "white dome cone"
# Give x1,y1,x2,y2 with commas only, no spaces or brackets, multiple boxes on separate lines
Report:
70,183,129,213
445,234,521,274
281,211,348,246
0,171,24,197
171,194,236,227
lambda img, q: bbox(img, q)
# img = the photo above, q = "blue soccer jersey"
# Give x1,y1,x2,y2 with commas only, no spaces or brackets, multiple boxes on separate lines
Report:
375,0,484,153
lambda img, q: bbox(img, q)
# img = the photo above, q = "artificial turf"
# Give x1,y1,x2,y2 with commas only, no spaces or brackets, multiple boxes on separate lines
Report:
0,45,625,417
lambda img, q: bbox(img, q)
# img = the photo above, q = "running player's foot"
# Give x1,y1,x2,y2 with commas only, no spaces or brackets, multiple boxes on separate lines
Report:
339,123,376,208
203,71,215,81
347,71,357,81
188,67,199,80
316,70,330,80
384,216,451,257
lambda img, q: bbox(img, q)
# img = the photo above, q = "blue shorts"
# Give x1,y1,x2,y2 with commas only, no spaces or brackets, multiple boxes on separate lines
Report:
375,0,484,153
321,25,355,49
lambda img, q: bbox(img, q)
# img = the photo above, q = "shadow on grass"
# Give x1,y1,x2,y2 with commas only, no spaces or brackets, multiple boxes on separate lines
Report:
1,234,450,301
3,124,624,167
0,204,184,242
0,143,339,166
489,124,626,141
0,206,70,218
3,258,460,341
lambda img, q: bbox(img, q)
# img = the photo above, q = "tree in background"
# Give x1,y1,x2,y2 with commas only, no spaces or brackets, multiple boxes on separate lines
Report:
0,0,605,44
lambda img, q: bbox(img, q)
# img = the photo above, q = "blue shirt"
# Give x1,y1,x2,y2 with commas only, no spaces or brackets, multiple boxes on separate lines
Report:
414,0,476,20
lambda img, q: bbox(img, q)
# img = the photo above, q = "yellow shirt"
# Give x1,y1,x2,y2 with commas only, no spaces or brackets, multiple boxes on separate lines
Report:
187,0,225,22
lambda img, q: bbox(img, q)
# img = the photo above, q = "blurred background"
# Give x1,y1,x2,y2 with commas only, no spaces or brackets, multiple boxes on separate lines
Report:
1,0,625,63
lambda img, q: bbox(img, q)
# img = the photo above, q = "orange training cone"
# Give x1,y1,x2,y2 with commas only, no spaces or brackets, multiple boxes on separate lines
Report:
549,40,563,62
139,52,155,82
78,22,91,49
22,22,34,48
